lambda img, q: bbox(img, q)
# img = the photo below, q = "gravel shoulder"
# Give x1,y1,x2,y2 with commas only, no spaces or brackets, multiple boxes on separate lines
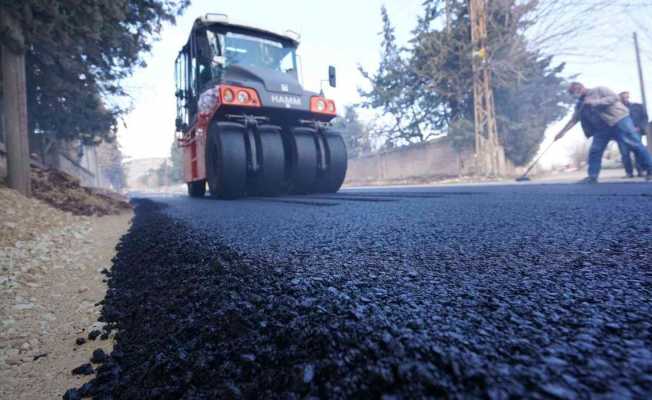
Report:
0,186,132,400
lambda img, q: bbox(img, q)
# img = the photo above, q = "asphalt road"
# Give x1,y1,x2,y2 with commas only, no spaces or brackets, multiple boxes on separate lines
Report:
69,182,652,399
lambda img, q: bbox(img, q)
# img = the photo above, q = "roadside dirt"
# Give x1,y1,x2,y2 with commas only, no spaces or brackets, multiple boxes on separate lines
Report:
0,186,78,249
0,186,132,400
31,168,131,216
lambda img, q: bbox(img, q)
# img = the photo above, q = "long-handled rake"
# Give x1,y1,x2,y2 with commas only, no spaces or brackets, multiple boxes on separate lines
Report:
515,140,558,182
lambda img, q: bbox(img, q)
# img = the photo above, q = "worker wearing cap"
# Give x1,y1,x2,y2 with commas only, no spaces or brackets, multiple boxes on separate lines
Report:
554,82,652,183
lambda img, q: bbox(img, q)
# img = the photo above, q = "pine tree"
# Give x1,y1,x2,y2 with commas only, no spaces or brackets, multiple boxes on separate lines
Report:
0,0,189,145
331,106,372,158
359,6,442,145
361,0,572,166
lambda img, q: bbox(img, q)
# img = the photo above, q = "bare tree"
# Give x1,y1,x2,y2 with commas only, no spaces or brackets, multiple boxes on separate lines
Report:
523,1,652,62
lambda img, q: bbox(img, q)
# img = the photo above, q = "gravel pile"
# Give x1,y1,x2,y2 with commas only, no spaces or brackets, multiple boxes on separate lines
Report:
73,187,652,399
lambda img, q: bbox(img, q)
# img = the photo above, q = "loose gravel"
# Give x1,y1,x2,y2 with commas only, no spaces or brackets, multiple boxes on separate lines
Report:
74,183,652,399
0,193,131,400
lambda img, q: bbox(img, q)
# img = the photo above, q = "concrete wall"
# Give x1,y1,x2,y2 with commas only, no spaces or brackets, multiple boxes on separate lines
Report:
0,141,103,188
57,151,98,187
344,138,475,185
48,142,105,188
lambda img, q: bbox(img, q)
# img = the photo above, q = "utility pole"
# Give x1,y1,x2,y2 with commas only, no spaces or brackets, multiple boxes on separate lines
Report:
633,32,651,151
445,0,451,34
469,0,505,176
1,11,31,196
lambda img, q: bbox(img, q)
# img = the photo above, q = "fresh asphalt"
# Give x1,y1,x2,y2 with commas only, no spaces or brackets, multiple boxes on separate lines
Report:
69,181,652,399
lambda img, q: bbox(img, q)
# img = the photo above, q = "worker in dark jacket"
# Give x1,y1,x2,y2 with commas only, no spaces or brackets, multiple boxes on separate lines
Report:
579,100,610,139
575,97,631,181
555,82,652,183
620,91,649,177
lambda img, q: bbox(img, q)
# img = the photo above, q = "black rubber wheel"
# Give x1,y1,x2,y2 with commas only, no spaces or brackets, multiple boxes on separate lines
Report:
315,132,348,193
249,126,286,196
288,128,318,194
205,122,247,199
187,180,206,197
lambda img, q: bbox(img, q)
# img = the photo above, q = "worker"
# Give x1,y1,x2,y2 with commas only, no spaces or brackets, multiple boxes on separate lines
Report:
554,82,652,183
619,91,649,177
583,90,633,179
573,94,627,179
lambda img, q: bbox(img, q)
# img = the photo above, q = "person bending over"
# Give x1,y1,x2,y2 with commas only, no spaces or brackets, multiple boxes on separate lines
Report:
554,82,652,183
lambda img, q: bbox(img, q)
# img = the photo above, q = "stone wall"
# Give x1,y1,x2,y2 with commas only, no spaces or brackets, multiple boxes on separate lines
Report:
344,137,516,186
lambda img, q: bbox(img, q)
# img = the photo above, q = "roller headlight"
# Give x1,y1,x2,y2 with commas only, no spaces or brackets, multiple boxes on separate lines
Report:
237,91,250,104
310,96,336,115
223,88,234,103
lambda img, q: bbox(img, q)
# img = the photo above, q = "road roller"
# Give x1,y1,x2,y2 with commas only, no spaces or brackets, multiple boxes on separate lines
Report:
175,13,347,198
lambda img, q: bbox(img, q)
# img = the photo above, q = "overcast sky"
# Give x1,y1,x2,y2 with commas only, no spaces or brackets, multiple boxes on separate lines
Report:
117,0,652,169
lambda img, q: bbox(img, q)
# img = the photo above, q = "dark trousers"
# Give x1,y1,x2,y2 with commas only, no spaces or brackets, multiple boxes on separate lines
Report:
624,131,645,176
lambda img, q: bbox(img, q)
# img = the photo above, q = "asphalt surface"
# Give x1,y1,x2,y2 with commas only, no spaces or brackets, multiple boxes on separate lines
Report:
68,182,652,399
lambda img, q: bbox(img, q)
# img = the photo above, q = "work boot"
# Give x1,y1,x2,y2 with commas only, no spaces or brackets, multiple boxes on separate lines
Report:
625,173,635,178
578,176,598,184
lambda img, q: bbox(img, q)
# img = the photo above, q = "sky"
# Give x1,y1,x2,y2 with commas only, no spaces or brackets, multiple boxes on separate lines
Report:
117,0,652,169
